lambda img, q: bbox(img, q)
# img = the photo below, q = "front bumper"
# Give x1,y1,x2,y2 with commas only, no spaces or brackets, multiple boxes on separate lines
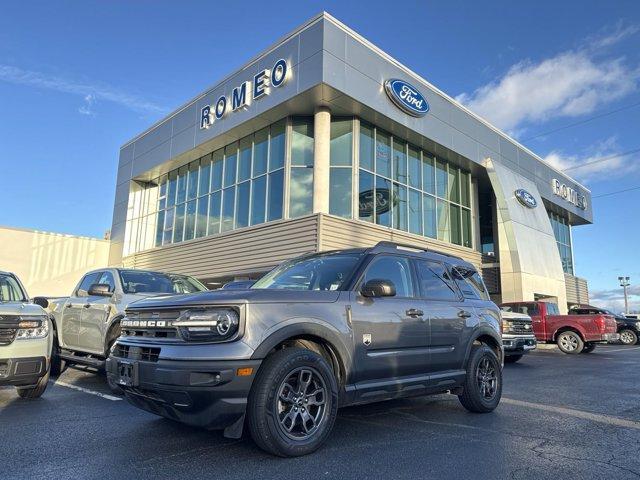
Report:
0,356,48,387
502,334,537,356
106,344,261,431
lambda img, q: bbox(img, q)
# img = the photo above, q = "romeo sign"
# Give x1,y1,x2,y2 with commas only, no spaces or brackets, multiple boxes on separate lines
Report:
551,179,588,210
200,59,289,130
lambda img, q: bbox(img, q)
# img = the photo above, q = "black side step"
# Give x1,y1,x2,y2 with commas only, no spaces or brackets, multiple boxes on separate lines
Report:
59,352,106,370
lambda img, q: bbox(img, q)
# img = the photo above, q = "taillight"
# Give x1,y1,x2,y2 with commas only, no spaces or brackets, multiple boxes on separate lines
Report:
595,316,606,333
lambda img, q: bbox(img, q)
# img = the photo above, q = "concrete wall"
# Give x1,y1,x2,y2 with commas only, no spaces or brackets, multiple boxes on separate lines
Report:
0,226,111,297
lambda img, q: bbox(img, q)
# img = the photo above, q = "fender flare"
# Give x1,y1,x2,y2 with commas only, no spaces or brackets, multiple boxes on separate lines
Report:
552,325,585,342
463,326,503,365
250,322,353,381
103,314,125,355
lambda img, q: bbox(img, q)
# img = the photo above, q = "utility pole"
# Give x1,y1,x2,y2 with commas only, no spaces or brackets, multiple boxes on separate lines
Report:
618,276,631,315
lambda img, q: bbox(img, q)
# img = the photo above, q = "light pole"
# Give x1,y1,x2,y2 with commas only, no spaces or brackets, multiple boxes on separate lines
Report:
618,276,630,315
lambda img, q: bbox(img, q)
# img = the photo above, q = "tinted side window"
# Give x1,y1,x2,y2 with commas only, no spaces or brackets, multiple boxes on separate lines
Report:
545,303,560,315
415,260,459,301
96,271,116,293
451,266,490,300
362,255,414,298
77,272,101,297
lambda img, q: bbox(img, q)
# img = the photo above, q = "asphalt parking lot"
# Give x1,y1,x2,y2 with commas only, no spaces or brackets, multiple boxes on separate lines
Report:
2,344,640,480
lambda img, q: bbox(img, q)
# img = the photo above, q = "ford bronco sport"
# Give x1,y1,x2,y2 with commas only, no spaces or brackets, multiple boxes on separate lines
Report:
44,268,206,392
107,242,503,457
0,271,52,398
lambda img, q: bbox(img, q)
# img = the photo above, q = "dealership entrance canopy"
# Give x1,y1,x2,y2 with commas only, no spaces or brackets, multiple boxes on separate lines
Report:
109,12,591,312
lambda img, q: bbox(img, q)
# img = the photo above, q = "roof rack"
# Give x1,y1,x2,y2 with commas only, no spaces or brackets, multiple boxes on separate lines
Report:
370,241,462,260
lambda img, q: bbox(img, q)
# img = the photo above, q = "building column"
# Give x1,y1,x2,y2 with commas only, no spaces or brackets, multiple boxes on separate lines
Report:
313,106,331,214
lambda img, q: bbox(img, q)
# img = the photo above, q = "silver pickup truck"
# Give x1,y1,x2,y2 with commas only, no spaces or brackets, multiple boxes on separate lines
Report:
43,268,206,392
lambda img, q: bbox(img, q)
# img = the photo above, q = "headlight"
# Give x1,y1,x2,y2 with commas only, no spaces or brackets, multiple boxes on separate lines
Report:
16,315,50,340
174,308,239,342
502,320,513,333
635,322,640,330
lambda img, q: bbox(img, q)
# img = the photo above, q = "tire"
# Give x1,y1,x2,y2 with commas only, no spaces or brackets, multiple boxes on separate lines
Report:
556,330,584,354
582,343,596,353
458,345,502,413
247,347,338,457
49,330,67,377
17,371,49,399
619,329,638,346
504,354,523,363
105,331,123,395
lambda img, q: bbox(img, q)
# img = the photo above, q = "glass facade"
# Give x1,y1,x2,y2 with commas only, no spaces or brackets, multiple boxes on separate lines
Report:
355,121,473,248
549,212,573,274
124,116,476,257
124,119,289,256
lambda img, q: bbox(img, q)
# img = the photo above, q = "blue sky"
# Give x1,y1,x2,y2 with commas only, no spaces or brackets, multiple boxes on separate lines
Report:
1,1,639,311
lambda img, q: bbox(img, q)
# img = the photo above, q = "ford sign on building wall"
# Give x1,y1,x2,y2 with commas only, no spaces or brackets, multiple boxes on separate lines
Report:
109,13,592,314
384,79,430,117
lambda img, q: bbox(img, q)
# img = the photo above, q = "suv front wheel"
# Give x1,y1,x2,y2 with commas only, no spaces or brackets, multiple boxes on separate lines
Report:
458,345,502,413
247,347,338,457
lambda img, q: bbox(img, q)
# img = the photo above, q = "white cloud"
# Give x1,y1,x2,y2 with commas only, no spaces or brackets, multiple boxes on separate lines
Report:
78,94,96,116
543,137,640,182
590,284,640,314
456,24,640,133
0,64,167,116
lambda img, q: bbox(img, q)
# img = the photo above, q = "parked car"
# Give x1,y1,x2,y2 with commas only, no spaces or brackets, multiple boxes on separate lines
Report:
0,271,52,398
41,268,207,392
500,301,618,354
570,305,640,345
499,310,536,363
107,241,503,457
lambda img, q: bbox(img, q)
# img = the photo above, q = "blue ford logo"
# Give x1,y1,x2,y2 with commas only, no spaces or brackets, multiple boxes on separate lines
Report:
515,189,537,208
384,79,429,117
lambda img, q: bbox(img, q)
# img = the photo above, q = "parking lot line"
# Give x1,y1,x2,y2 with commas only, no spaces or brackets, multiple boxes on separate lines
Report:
502,397,640,430
597,346,640,353
52,380,122,402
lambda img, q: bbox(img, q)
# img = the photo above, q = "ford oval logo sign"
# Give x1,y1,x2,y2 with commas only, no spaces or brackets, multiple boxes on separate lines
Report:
384,79,429,117
515,189,537,209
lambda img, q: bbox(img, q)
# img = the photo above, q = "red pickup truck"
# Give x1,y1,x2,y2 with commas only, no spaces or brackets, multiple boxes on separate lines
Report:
500,301,619,354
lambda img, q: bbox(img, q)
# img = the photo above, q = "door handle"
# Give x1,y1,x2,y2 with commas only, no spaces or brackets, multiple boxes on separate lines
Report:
83,304,91,309
406,308,424,318
458,310,472,319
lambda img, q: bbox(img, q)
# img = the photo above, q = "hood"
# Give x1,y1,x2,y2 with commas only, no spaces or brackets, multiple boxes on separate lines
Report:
0,302,48,317
500,311,532,322
127,289,342,310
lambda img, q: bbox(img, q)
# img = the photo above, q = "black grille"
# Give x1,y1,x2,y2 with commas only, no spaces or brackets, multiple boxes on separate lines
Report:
0,315,19,346
113,344,161,362
122,310,181,339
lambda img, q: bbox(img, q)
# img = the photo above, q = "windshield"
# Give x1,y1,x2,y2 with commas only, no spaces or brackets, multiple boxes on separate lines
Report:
119,271,207,295
252,253,362,291
0,274,28,302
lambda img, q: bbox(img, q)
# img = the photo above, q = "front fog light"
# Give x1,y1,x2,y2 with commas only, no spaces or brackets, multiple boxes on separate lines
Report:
174,308,239,342
16,316,49,340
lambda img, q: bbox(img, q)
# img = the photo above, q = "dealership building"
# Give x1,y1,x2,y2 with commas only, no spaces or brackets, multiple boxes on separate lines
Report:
108,12,592,312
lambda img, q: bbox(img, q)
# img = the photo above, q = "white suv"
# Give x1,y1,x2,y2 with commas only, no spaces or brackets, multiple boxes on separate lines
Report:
0,271,52,398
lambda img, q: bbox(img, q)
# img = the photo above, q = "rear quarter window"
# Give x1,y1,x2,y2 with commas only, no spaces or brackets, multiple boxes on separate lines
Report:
451,266,490,301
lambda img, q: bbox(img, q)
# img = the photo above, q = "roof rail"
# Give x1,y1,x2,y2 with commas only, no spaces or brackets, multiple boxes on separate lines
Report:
370,241,462,260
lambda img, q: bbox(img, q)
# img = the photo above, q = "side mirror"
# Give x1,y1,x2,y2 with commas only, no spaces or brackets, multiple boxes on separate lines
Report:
32,297,49,309
361,279,396,298
88,283,113,297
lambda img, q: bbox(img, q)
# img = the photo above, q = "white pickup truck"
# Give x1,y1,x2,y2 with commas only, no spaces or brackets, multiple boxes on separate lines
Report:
41,268,207,392
0,271,52,398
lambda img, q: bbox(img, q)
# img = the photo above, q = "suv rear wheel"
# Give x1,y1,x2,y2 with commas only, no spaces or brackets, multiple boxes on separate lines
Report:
619,329,638,346
458,345,502,413
557,331,583,354
247,347,338,457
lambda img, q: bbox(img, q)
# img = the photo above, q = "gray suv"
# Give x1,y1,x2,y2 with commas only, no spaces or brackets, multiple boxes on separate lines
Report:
107,242,503,457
